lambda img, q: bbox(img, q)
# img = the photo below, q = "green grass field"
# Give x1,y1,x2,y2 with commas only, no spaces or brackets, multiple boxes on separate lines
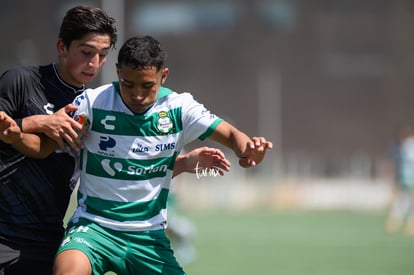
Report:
177,210,414,275
69,205,414,275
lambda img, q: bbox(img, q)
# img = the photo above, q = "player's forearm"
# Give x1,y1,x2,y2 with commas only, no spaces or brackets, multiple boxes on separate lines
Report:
209,121,250,158
173,153,198,178
21,115,46,133
172,154,186,178
11,133,57,159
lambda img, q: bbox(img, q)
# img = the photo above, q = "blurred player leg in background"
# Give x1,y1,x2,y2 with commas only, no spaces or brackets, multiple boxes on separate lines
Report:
385,125,414,235
166,193,197,265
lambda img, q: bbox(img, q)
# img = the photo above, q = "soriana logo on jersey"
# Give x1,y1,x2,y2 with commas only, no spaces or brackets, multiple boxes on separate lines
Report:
156,111,173,134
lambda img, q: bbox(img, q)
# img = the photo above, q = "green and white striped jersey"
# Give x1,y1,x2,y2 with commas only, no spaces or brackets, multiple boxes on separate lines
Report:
69,82,222,231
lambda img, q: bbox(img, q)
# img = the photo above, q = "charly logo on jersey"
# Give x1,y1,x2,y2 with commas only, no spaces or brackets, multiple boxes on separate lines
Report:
43,103,54,114
156,111,173,134
101,115,116,130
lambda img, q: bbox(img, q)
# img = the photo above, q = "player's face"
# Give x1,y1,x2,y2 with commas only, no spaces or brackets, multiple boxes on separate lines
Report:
116,65,168,114
56,33,111,87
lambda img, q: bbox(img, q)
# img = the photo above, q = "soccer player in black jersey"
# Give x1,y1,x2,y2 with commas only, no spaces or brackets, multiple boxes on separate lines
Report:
0,6,231,275
0,6,117,274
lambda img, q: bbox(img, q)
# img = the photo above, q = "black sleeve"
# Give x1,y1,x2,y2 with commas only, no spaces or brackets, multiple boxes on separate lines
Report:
0,68,28,117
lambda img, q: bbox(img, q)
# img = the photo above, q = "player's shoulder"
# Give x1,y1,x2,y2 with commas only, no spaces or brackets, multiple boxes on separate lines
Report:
1,65,40,81
161,87,194,102
80,83,115,104
158,90,196,111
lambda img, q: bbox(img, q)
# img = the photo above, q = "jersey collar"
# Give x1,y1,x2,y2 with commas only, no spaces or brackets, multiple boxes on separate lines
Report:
52,63,86,93
112,81,173,115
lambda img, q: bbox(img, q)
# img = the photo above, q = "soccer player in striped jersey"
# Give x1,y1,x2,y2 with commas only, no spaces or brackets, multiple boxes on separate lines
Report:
1,35,272,275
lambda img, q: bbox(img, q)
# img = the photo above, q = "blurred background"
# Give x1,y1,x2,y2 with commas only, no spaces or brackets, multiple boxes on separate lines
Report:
3,0,414,274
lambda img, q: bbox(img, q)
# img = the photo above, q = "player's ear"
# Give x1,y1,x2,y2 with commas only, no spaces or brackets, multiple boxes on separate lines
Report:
161,68,168,84
56,39,66,56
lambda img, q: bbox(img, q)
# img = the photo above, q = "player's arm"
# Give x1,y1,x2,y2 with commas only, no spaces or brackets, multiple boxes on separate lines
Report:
21,104,86,152
173,147,231,178
9,133,57,159
208,120,273,168
0,111,57,158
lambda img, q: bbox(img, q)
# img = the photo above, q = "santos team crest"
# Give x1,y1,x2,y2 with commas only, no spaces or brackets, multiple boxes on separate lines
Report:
156,111,173,134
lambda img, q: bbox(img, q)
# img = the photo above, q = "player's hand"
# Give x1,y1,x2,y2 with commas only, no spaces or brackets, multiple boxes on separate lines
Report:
238,137,273,168
39,104,87,152
0,111,23,144
190,146,231,175
180,147,231,176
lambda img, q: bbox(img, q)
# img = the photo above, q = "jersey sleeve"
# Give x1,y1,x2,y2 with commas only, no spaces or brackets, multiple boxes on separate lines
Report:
0,68,31,150
180,93,223,144
0,68,28,117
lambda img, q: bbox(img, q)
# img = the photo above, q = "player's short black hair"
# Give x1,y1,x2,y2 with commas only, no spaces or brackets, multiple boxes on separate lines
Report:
59,5,117,49
117,36,167,71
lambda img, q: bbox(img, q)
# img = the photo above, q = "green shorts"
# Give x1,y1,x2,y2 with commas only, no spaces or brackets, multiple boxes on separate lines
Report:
57,218,186,275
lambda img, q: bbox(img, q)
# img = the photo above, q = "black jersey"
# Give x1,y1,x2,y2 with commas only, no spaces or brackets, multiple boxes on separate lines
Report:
0,64,85,255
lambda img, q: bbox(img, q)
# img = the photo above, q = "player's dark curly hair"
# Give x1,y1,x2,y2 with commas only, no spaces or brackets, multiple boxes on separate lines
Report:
117,36,167,71
59,5,117,49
